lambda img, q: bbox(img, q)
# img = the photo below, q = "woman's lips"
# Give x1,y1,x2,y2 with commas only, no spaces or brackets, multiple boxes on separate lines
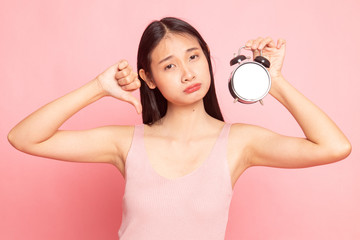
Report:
184,83,201,93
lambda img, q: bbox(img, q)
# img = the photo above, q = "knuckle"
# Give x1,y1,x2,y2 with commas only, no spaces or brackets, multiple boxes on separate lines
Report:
115,71,122,79
118,78,126,86
128,83,136,91
118,60,128,70
121,59,128,66
122,69,129,76
124,76,132,84
118,77,129,86
126,80,141,91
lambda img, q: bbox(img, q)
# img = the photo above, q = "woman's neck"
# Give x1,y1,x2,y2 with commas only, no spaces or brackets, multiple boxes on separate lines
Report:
153,100,214,140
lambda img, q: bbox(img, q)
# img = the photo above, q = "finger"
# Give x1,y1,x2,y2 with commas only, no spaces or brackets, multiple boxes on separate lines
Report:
276,39,286,49
245,40,254,49
115,66,132,80
118,60,128,71
122,94,142,114
247,37,264,58
258,37,276,50
117,70,137,84
252,37,263,50
120,78,141,91
117,74,137,86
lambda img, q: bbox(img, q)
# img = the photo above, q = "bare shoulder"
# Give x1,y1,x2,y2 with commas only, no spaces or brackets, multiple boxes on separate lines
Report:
228,122,254,141
229,122,271,139
228,122,275,150
95,124,135,143
107,124,135,138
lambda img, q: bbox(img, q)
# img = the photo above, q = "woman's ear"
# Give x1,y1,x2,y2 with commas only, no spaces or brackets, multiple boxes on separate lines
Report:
139,69,156,89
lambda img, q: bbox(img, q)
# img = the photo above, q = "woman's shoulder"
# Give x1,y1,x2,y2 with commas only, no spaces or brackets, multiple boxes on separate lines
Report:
228,122,269,143
97,124,136,135
228,122,266,131
96,125,138,149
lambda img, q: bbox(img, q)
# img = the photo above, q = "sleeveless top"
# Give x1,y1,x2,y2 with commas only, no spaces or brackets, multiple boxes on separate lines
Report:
118,123,234,240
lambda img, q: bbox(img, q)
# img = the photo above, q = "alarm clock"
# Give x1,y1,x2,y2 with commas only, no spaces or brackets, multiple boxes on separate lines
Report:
228,46,271,105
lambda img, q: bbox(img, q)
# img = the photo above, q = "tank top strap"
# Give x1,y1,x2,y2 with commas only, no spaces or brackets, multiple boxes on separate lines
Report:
219,122,232,142
123,124,146,180
204,122,233,192
210,122,232,157
133,124,144,139
128,124,144,153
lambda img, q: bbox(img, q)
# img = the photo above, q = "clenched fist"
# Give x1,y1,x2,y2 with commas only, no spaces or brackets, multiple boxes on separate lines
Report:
96,60,142,114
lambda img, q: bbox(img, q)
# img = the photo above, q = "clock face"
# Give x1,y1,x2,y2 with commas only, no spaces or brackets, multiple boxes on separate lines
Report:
231,62,271,103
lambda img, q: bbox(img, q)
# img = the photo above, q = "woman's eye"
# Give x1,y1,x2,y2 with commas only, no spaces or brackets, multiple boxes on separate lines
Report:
190,54,199,60
165,64,175,70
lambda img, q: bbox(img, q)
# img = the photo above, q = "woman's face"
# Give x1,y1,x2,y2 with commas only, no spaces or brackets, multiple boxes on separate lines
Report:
148,33,211,106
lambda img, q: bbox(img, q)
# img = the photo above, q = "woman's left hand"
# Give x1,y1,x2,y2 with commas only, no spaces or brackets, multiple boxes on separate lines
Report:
245,37,286,80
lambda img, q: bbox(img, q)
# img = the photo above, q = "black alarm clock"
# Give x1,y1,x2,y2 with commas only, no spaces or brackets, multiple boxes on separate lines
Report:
228,46,271,105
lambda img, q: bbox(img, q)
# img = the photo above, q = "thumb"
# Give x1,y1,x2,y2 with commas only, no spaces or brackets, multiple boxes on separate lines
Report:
122,94,142,114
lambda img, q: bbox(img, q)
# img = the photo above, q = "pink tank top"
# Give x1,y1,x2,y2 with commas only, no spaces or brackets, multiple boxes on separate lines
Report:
118,123,234,240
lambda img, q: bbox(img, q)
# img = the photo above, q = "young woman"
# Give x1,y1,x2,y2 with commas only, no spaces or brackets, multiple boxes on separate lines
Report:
8,17,351,239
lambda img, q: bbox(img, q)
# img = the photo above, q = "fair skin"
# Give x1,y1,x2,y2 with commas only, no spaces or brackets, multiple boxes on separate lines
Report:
8,33,351,190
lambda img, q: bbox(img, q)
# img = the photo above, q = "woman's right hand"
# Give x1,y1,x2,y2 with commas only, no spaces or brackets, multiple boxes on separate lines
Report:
96,60,142,114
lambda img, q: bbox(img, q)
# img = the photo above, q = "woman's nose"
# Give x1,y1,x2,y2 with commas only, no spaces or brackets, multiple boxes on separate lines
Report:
181,64,195,83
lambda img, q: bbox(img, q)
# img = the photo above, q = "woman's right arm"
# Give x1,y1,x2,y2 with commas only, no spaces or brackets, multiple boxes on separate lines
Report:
7,60,141,168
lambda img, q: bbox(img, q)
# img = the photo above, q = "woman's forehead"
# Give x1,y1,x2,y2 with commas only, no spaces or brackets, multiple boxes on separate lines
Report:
151,33,200,61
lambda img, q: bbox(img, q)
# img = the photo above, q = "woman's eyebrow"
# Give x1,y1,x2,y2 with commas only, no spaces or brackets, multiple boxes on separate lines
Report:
158,55,173,65
186,47,199,53
158,47,200,65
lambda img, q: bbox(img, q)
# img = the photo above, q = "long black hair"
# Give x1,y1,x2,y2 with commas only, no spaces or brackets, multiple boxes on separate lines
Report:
137,17,223,124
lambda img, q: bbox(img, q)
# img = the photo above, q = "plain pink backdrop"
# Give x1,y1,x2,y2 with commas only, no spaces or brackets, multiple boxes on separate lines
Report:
1,0,359,239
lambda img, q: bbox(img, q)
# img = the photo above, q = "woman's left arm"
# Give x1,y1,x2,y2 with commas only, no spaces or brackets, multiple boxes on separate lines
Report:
240,37,351,168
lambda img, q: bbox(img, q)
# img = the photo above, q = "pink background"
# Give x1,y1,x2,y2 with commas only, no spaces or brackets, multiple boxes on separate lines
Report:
1,0,359,239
